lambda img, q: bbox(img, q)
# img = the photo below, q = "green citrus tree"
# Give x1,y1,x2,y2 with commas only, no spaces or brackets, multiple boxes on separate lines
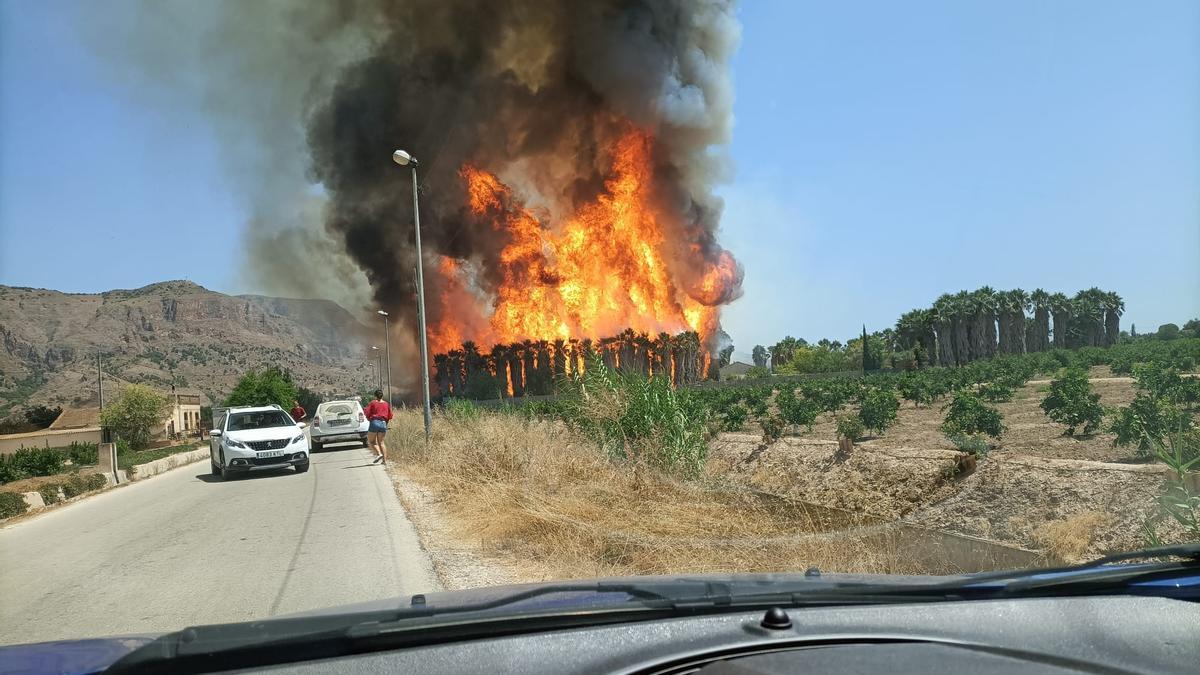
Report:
100,384,170,450
225,367,298,409
1040,367,1104,436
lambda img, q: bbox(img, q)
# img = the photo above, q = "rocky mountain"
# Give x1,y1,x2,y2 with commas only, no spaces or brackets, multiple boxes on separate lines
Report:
0,281,384,416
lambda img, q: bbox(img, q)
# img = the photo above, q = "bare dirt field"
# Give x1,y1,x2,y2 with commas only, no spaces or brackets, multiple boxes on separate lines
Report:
710,368,1184,561
764,367,1142,464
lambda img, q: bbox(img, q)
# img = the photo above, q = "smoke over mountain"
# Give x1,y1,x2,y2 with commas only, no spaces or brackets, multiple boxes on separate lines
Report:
83,0,743,389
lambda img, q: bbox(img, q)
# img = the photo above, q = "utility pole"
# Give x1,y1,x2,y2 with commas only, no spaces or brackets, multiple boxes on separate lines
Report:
392,149,433,443
377,312,392,403
97,352,104,409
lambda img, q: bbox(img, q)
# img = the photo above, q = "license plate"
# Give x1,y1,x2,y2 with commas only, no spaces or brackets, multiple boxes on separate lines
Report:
258,450,284,459
330,420,350,426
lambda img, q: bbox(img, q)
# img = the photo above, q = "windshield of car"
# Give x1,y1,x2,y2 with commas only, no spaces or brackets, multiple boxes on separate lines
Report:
227,411,295,432
0,0,1197,656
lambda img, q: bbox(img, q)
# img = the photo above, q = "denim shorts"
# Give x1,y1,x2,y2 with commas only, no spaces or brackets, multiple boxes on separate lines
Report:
368,419,388,433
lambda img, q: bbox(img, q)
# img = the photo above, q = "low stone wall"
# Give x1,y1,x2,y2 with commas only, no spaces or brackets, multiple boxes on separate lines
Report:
128,448,210,480
4,449,208,522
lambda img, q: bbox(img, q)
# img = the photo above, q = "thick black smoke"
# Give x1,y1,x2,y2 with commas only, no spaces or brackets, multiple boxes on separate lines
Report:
82,0,743,385
306,1,742,332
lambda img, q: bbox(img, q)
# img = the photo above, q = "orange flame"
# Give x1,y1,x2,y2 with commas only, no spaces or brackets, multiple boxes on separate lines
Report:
439,128,734,349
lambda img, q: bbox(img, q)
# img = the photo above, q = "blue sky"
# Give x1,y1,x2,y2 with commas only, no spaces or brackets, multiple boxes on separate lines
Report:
1,1,1197,352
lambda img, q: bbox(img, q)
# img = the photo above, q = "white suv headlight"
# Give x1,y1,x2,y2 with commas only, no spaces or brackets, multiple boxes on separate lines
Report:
227,438,247,449
291,434,306,445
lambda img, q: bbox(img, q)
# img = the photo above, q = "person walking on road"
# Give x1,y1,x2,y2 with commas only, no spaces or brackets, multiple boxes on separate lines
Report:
290,400,307,423
364,390,392,465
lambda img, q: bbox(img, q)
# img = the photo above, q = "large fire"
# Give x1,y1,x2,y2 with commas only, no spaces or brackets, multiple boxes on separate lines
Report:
427,129,738,355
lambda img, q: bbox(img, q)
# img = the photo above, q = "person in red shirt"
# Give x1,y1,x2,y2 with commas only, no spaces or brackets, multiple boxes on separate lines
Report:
290,400,306,423
363,390,392,465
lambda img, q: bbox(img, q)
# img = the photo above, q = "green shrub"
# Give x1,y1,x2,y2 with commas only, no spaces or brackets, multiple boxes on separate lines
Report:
560,360,708,477
443,398,484,421
977,380,1016,403
67,441,99,466
776,388,820,430
1108,353,1135,376
741,386,771,417
1133,363,1188,404
59,473,104,498
836,415,865,442
744,366,770,379
858,388,899,435
803,379,859,413
1108,394,1191,458
61,474,85,498
0,492,27,519
948,433,991,456
0,447,65,484
38,483,61,505
1143,428,1200,544
719,403,749,432
759,414,785,446
941,392,1005,439
1040,367,1104,436
898,375,935,407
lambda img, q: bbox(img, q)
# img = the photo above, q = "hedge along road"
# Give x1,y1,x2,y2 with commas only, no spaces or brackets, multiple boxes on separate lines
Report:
0,441,438,646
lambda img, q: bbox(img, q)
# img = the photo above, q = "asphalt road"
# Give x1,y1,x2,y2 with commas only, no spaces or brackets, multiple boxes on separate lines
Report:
0,441,438,646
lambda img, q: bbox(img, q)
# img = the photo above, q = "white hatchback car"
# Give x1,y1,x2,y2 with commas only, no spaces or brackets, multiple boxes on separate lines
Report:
209,405,310,479
309,400,369,451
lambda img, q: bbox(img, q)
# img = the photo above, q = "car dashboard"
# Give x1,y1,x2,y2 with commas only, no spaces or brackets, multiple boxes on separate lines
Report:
230,595,1197,674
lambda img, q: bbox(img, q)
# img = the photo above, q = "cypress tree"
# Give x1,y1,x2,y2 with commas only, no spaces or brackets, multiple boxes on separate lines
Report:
861,325,871,372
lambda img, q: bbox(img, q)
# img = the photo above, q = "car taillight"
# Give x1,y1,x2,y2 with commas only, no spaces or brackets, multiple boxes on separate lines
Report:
313,416,320,427
357,412,365,422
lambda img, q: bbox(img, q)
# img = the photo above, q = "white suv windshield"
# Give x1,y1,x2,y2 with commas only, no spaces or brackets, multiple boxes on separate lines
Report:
227,411,294,431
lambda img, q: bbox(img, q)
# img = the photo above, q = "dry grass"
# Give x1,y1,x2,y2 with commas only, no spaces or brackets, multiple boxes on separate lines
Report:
388,409,941,580
1033,511,1114,562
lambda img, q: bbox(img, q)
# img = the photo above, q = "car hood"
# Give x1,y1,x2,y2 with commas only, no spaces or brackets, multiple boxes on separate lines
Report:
225,427,300,443
0,567,1187,673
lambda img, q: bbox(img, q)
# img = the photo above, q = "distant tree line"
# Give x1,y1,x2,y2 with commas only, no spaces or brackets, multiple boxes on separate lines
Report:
753,287,1149,375
894,287,1126,368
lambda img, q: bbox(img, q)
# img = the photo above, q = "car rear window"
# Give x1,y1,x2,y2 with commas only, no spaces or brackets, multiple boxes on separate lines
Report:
320,403,356,416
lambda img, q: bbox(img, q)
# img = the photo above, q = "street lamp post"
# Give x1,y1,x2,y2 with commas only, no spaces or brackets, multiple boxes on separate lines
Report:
392,148,433,443
376,312,391,403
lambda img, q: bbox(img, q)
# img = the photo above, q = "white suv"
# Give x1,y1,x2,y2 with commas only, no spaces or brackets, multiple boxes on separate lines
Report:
209,405,310,479
309,400,369,451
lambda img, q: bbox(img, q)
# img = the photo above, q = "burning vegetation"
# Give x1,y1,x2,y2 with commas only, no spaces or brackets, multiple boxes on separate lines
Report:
435,330,708,401
301,0,744,393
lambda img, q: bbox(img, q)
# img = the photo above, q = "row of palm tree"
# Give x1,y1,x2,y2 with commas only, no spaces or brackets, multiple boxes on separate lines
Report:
895,287,1124,367
433,330,709,399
